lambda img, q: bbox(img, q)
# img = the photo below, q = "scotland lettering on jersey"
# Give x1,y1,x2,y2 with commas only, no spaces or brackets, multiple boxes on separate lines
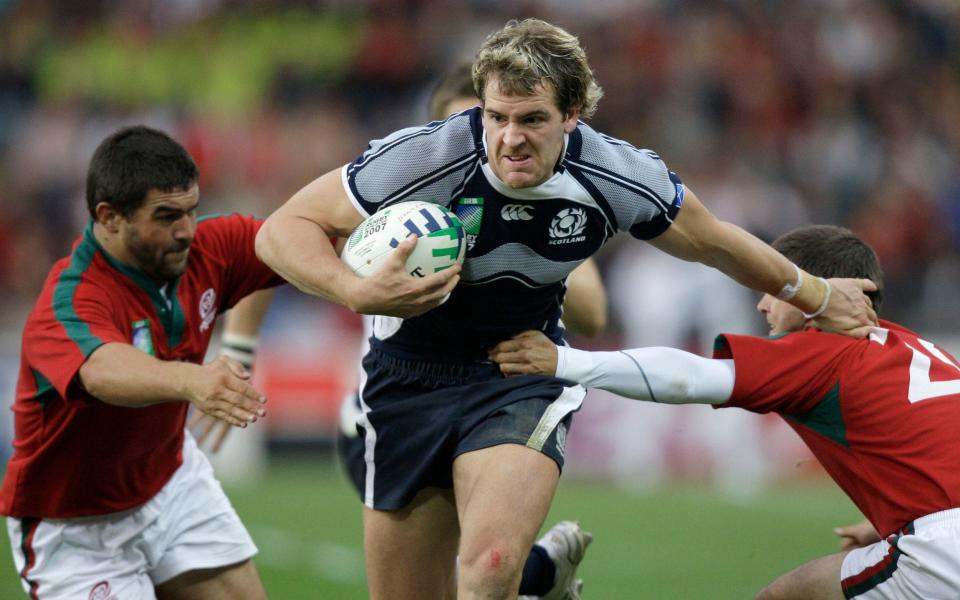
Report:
548,207,588,245
343,107,682,359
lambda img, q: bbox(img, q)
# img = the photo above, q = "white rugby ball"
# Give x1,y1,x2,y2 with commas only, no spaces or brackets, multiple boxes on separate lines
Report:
341,201,466,278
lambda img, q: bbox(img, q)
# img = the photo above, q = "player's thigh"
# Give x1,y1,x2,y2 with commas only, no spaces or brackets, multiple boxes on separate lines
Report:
148,434,259,589
362,486,459,600
756,551,846,600
453,443,560,573
7,516,157,600
155,559,265,600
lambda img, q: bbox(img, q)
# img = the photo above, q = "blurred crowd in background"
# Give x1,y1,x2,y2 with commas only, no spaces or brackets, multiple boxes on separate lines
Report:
2,0,959,490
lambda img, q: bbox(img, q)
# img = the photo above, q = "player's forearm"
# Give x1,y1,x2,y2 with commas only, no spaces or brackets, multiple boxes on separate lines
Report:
255,214,359,308
556,346,734,405
225,289,274,337
222,290,274,369
706,222,826,315
79,343,201,407
650,190,827,315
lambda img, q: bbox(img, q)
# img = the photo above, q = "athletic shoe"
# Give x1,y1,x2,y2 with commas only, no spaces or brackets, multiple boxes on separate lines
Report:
537,520,593,600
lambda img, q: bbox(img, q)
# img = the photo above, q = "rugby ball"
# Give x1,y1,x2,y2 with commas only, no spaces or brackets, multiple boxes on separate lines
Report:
341,201,466,278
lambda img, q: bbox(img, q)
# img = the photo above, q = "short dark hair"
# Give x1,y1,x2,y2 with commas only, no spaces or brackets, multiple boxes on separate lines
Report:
86,125,199,219
429,63,477,121
772,225,884,314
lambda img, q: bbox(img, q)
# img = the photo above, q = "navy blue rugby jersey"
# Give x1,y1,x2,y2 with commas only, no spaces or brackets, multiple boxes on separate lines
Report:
343,107,684,361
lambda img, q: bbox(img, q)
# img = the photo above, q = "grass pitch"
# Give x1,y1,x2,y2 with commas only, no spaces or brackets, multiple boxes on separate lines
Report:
0,455,861,598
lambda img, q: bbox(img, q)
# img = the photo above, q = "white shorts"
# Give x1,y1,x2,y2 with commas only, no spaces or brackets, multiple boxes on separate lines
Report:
6,432,257,600
841,508,960,599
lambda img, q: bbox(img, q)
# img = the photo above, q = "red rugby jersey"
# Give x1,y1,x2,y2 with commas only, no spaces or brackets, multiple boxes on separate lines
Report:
0,214,284,518
714,321,960,536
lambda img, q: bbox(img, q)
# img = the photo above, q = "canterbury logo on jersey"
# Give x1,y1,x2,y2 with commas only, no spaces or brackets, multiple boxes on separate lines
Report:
500,204,534,221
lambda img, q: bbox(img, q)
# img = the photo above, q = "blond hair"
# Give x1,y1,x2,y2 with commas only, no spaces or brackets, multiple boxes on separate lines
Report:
472,18,603,118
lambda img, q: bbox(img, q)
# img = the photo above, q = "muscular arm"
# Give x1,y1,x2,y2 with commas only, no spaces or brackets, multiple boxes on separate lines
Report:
648,188,876,336
79,343,265,427
255,169,364,305
255,168,460,317
562,259,607,337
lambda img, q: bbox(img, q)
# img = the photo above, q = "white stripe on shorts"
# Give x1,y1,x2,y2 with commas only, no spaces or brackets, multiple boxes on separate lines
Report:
526,384,586,452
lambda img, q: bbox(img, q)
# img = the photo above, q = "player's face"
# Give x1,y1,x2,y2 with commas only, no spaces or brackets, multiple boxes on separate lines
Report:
120,185,199,281
756,293,807,335
482,78,580,189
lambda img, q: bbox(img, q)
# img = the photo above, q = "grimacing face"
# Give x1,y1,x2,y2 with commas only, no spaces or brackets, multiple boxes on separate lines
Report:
481,77,579,189
756,293,807,335
118,185,199,281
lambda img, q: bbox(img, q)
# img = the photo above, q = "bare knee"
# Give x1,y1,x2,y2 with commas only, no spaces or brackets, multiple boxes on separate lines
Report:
458,545,525,598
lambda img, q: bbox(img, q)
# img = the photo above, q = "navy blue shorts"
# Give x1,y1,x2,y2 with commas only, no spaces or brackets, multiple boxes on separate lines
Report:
350,346,584,510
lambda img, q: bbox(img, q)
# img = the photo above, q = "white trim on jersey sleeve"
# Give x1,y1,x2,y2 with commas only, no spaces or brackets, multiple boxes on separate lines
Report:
341,164,372,219
556,346,735,405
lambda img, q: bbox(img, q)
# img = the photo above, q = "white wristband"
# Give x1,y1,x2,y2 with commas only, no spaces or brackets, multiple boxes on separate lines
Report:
776,264,804,301
221,332,259,369
802,278,831,320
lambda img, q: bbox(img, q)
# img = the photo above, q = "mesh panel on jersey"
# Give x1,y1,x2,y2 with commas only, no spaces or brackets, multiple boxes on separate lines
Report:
574,126,676,228
352,118,478,207
463,243,583,285
579,172,662,232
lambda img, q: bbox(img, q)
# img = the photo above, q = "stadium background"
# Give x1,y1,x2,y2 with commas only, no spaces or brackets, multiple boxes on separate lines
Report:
0,0,958,597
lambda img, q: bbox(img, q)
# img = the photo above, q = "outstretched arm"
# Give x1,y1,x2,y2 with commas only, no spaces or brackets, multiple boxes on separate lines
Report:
648,188,877,336
79,344,266,428
489,330,734,405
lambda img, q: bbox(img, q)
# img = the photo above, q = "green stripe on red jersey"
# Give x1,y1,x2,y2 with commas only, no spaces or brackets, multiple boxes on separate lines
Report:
51,225,104,356
784,383,849,447
30,369,56,409
81,223,187,347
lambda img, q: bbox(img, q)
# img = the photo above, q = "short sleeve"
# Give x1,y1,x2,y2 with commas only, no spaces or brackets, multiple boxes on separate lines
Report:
24,276,127,399
712,331,852,415
567,125,684,239
194,214,286,311
343,110,481,217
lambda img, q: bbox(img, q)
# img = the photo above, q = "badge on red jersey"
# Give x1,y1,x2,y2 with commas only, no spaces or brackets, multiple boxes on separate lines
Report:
131,319,155,356
199,288,217,332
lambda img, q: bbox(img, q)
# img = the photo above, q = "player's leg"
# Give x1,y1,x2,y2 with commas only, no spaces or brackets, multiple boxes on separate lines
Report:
155,561,265,600
755,552,846,600
363,486,460,600
6,516,158,600
149,433,264,599
453,443,560,599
